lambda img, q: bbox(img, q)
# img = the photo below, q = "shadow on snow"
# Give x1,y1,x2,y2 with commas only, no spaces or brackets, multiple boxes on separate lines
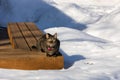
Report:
60,49,86,69
0,0,87,31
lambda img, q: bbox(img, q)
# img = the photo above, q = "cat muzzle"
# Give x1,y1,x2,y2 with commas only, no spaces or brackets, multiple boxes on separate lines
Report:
47,46,55,51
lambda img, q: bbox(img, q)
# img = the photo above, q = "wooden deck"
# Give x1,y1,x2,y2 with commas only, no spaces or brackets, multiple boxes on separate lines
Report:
8,22,42,50
0,22,64,70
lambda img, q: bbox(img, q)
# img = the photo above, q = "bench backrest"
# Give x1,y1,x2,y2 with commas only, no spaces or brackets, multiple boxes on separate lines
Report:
8,22,43,51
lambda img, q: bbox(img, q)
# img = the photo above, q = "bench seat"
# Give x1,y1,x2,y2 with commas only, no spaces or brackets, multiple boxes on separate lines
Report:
0,22,64,70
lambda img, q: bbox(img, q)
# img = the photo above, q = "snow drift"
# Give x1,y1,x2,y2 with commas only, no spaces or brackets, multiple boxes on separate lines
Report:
0,0,120,80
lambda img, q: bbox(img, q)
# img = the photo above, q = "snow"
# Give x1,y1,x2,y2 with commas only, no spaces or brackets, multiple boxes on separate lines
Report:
0,0,120,80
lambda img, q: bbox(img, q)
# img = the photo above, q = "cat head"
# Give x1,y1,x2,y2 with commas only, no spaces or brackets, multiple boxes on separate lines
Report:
45,33,58,49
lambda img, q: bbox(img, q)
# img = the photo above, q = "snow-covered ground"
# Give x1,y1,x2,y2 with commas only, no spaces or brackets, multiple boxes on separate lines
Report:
0,0,120,80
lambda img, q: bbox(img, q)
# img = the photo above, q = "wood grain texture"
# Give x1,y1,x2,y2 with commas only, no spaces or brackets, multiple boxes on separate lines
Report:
8,23,30,50
0,50,64,70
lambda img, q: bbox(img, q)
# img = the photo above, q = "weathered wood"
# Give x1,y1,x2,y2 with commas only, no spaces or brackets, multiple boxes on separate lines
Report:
8,22,43,51
25,22,43,41
8,23,30,50
17,23,37,50
0,49,63,70
1,22,64,70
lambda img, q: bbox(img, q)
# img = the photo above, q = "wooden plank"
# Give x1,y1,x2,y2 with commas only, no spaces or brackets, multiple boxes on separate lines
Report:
8,23,30,50
0,40,11,49
17,23,37,51
7,24,16,48
0,49,36,55
25,22,43,41
0,50,64,70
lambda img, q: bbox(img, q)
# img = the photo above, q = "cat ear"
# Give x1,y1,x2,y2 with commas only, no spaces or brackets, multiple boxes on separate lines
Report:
54,33,57,38
46,33,49,39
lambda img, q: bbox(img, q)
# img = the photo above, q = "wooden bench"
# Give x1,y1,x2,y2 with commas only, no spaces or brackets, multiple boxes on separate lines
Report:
0,22,64,70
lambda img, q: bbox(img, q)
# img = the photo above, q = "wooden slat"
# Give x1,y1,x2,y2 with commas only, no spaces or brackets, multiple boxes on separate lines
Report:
0,49,37,55
8,23,30,50
16,23,37,51
25,22,43,41
7,24,17,48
